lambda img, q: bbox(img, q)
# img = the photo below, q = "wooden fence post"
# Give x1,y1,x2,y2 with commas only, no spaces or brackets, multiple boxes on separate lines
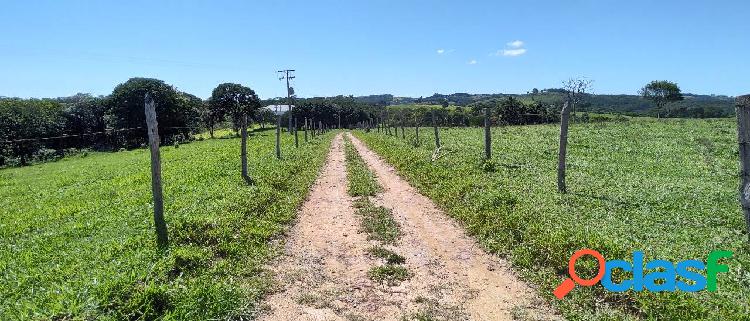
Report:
735,95,750,241
294,118,299,148
241,113,250,183
557,101,571,193
415,115,420,146
385,107,391,136
484,107,491,160
304,117,308,143
432,109,440,149
144,93,168,248
400,113,405,139
275,111,281,159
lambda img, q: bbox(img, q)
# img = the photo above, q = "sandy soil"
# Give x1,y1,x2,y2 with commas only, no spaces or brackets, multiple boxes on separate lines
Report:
257,133,559,321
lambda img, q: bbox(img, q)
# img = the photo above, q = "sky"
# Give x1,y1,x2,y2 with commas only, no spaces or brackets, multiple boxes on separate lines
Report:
1,0,748,99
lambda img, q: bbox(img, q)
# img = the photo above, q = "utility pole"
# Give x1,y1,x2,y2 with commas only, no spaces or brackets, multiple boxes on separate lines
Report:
277,69,296,134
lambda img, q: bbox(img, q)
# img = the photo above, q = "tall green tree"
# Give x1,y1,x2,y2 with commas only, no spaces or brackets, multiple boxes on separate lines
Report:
639,80,684,116
209,83,261,132
107,78,198,146
62,94,108,148
0,98,67,164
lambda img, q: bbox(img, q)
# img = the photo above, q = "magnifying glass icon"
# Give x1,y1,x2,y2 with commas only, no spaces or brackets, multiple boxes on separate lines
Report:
553,249,606,299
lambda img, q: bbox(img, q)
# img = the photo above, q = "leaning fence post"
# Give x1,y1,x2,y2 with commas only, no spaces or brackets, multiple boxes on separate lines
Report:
557,100,571,193
432,109,440,148
484,107,491,160
735,95,750,241
144,93,168,248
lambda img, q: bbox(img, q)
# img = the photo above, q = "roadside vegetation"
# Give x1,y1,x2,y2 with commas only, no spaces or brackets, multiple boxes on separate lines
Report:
0,130,334,320
367,246,406,265
354,118,750,320
367,265,412,286
353,198,401,245
344,136,382,197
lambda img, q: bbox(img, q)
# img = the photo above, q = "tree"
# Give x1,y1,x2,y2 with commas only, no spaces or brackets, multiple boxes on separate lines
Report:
209,83,261,132
0,98,66,165
562,77,594,117
558,77,593,193
255,108,276,129
639,80,684,116
107,78,198,147
176,92,204,139
199,102,218,138
62,94,108,148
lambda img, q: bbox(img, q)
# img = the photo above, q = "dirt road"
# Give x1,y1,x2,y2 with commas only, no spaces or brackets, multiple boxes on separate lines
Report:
258,133,558,321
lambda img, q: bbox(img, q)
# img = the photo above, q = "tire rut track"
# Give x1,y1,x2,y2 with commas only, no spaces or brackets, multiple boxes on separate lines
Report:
347,133,560,321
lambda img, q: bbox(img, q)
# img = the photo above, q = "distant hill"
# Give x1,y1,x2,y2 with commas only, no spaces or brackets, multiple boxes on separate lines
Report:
358,90,735,118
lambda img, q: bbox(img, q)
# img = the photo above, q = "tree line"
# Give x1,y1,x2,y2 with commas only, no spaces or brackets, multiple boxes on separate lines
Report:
0,79,389,167
358,87,734,119
0,80,572,167
0,78,256,166
5,77,688,167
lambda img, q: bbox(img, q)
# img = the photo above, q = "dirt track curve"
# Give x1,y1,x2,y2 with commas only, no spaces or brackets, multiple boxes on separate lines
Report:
258,133,559,321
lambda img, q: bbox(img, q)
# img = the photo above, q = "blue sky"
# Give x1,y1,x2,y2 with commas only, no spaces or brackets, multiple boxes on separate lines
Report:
1,0,748,99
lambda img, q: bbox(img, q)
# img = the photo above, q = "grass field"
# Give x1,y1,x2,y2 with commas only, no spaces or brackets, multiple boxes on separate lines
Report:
354,118,750,320
0,128,333,320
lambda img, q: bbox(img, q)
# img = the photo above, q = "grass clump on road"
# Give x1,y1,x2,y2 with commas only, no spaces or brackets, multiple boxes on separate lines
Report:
367,246,406,264
344,135,382,197
353,198,401,245
367,265,412,286
354,118,750,320
344,136,400,244
0,129,334,320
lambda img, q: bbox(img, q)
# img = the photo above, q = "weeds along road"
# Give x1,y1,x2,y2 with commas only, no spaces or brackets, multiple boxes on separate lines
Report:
258,133,559,321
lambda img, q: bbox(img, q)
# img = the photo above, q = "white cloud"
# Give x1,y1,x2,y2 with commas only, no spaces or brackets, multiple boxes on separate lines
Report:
437,49,445,54
491,40,527,57
507,40,524,48
502,48,527,57
436,49,454,55
468,59,477,65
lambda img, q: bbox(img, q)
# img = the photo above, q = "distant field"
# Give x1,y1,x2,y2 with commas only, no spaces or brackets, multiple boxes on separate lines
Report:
354,118,750,320
0,129,333,319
